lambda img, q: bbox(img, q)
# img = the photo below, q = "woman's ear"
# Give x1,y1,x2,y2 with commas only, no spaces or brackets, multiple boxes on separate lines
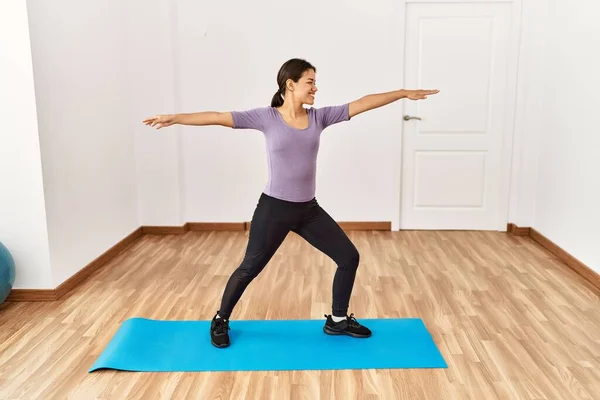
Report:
286,78,294,91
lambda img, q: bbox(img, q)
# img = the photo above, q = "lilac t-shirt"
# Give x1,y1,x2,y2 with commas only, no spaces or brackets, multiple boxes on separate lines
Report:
231,104,350,202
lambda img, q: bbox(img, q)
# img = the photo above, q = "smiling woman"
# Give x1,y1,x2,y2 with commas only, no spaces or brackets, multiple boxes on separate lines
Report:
270,58,318,109
142,57,439,349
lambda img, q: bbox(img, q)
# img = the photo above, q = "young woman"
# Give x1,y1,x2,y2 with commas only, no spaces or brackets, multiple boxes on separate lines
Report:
143,58,439,348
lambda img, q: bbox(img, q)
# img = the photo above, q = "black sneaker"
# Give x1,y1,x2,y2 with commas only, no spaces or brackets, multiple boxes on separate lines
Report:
323,313,372,338
210,312,230,348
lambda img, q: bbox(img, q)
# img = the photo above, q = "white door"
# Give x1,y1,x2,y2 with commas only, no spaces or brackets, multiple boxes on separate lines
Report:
400,2,513,230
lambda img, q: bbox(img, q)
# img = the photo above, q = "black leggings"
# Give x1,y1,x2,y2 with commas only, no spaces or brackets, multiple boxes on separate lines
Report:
217,193,360,319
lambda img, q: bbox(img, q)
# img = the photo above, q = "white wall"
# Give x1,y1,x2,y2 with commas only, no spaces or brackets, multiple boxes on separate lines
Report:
26,0,139,287
133,0,404,225
508,0,548,227
126,0,183,227
532,0,600,273
512,0,600,273
0,2,53,289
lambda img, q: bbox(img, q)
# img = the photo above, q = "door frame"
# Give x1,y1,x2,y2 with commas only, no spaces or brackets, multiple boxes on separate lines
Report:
390,0,523,231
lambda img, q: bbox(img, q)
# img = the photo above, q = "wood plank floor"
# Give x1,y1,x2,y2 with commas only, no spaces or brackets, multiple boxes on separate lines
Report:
1,230,599,399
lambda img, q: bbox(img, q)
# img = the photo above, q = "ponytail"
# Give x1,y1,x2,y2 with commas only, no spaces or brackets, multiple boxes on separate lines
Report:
271,88,284,107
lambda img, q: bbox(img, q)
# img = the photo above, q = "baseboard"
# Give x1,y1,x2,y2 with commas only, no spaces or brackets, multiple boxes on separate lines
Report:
247,221,391,231
54,227,143,300
6,227,143,302
141,225,188,235
142,223,246,234
7,221,389,302
507,223,531,236
189,222,247,231
144,221,392,234
529,228,600,292
337,221,391,231
5,289,56,302
508,223,600,292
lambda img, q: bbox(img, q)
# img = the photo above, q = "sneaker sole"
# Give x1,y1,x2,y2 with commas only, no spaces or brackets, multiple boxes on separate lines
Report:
323,325,371,338
211,339,230,348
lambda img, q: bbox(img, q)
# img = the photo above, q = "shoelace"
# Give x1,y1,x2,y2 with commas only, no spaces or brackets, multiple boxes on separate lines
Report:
347,313,361,328
214,319,230,335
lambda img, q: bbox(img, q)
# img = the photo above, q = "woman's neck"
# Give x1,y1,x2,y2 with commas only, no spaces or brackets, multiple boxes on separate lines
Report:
278,98,305,117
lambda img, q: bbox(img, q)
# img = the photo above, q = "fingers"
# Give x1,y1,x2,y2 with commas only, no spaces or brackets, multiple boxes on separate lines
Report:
413,89,439,94
142,116,157,125
416,89,439,95
142,116,166,129
408,89,439,100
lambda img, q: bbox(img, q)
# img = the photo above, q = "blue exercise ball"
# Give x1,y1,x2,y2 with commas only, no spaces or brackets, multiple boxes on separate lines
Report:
0,241,16,304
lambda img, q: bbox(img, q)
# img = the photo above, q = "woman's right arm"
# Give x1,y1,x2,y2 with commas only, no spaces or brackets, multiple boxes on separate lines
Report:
143,111,234,129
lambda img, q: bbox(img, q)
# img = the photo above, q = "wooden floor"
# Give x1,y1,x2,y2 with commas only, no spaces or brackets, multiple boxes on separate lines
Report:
1,230,599,399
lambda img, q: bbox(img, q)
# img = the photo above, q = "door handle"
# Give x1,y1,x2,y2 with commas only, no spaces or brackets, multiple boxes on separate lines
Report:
403,115,422,121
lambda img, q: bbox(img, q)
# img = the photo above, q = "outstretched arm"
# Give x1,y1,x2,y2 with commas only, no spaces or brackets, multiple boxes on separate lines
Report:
348,89,439,118
143,111,234,129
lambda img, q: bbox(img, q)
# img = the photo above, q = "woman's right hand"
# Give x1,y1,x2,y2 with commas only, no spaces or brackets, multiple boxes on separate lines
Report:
142,114,178,129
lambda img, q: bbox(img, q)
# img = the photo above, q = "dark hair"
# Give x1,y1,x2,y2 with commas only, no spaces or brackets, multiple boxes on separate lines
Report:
270,58,316,107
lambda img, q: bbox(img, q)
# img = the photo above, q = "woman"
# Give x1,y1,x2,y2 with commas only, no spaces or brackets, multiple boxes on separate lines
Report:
144,58,439,348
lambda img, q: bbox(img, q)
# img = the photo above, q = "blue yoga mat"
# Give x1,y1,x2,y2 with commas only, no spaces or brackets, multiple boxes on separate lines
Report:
89,317,447,372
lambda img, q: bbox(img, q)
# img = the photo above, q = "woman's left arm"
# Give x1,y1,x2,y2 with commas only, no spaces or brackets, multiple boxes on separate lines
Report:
348,89,439,118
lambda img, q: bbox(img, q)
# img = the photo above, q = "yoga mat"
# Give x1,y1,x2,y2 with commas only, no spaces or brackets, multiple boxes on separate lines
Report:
89,317,447,372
